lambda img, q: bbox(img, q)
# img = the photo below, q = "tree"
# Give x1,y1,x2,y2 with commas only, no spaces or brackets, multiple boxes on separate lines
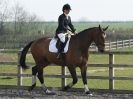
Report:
0,0,10,34
26,14,40,34
12,3,40,34
12,3,28,34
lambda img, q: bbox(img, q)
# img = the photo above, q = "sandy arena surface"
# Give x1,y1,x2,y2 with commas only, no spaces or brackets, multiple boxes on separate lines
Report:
0,88,132,99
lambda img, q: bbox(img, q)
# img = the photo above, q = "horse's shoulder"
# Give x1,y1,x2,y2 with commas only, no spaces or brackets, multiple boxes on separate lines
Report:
70,36,78,43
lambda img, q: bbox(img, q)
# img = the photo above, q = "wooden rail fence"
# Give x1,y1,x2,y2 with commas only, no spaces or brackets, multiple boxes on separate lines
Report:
0,50,133,93
90,39,133,51
1,39,133,49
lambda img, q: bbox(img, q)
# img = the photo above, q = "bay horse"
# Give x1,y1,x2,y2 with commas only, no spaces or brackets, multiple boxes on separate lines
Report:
19,25,108,95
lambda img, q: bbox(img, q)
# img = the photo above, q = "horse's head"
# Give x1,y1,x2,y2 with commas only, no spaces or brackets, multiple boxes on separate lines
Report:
93,25,108,52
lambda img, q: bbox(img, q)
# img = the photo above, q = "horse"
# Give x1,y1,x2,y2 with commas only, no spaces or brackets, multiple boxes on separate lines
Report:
19,25,108,95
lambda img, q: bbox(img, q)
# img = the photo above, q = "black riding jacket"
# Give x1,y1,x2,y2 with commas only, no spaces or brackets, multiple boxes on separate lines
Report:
56,13,76,36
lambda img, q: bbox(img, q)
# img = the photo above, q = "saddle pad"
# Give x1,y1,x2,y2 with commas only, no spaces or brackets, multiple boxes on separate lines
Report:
49,38,70,53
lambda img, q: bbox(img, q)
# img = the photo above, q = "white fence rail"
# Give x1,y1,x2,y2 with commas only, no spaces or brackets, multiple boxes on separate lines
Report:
90,39,133,51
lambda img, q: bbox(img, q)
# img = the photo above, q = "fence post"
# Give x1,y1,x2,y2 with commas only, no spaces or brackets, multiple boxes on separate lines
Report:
95,46,97,51
122,40,124,48
109,41,111,51
61,66,67,88
17,51,23,88
116,40,118,49
109,53,114,92
129,39,131,47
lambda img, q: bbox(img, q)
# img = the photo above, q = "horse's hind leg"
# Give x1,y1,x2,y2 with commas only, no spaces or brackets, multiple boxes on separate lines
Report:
63,66,78,90
28,65,38,91
37,66,55,95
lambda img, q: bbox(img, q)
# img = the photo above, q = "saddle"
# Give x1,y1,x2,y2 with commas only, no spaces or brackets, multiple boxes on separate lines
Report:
49,32,74,53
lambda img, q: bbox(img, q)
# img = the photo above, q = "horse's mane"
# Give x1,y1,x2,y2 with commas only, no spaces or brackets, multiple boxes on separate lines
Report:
74,27,98,39
78,27,97,34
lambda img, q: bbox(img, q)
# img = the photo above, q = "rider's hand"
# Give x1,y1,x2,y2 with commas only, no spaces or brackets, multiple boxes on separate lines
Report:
74,31,78,35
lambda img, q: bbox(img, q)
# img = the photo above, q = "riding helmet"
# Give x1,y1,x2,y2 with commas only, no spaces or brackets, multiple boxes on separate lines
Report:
62,4,71,11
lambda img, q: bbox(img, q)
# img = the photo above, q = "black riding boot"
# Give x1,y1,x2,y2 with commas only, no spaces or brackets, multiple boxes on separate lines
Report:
57,42,65,59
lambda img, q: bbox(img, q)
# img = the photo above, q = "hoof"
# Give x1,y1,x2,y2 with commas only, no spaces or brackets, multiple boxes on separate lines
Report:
85,91,93,96
28,87,32,92
28,84,36,92
63,86,71,91
43,89,56,95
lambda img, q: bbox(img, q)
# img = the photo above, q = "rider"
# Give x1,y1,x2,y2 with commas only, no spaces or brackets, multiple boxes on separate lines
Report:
55,4,76,59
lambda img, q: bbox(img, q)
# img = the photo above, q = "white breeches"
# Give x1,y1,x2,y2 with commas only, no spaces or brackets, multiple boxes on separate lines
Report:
57,33,66,43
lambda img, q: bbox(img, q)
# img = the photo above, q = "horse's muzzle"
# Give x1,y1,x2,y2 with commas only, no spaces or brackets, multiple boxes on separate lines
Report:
98,49,104,53
98,48,105,53
98,45,105,53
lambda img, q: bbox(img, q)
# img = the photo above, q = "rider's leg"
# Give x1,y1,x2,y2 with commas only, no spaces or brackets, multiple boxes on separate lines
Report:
57,33,66,59
57,42,65,59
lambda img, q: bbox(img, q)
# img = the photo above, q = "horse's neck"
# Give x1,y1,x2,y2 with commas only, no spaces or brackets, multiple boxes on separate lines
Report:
76,31,93,51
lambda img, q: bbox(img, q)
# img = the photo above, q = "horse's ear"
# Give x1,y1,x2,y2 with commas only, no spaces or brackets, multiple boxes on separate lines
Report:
99,25,102,32
103,25,109,31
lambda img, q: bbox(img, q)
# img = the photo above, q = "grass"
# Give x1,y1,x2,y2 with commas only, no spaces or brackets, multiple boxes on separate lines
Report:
2,22,133,49
0,48,133,90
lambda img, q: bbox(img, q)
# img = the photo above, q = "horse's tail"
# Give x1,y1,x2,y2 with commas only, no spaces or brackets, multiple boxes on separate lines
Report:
19,41,34,70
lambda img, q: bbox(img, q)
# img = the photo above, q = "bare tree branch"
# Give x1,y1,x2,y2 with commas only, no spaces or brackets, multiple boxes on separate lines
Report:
0,0,10,34
11,2,40,34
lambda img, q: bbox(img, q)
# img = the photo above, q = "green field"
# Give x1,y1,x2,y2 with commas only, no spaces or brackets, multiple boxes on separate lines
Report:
0,48,133,90
1,22,133,49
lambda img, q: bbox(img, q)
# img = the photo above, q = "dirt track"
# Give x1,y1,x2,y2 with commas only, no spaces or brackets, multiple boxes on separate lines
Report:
0,88,132,99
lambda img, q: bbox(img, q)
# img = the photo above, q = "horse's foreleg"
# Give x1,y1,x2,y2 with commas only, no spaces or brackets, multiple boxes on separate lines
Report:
63,66,78,91
28,66,38,91
80,66,92,95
